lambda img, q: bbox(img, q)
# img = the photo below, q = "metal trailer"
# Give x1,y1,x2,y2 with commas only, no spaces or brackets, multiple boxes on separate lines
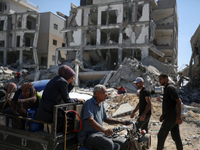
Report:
0,103,83,150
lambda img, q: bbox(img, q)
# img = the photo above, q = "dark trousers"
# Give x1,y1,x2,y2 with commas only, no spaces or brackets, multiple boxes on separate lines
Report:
157,119,183,150
83,132,128,150
136,114,151,133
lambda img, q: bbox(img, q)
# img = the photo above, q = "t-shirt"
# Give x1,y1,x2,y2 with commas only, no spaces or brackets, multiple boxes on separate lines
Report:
139,87,151,116
163,84,179,120
118,87,126,94
78,97,107,144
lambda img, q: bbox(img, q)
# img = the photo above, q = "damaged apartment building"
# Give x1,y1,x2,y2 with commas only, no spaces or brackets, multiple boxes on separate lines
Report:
0,0,65,71
0,0,39,70
186,25,200,87
56,0,178,85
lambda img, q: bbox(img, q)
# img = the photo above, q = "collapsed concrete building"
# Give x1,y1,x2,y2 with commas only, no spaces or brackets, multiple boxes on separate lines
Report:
188,24,200,87
56,0,178,86
0,0,39,70
178,24,200,88
0,0,65,71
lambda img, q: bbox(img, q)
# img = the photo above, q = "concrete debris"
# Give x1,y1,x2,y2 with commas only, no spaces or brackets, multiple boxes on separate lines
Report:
104,93,200,150
112,102,133,117
107,57,175,93
141,56,177,78
0,67,16,88
179,86,200,104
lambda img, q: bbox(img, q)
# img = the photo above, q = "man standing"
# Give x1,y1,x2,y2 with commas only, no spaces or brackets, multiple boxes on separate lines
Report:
78,84,130,150
157,74,183,150
130,77,151,133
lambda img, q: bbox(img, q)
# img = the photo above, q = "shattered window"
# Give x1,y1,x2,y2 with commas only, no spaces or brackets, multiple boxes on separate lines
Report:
18,17,22,28
25,37,31,47
0,20,4,31
134,49,141,60
108,10,117,24
53,39,57,46
137,4,143,21
0,2,7,12
101,11,107,25
0,40,4,47
27,20,32,30
54,24,58,30
17,36,20,47
62,43,65,47
86,30,96,45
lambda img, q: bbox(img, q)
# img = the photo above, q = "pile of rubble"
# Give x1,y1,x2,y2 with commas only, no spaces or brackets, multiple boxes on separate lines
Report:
107,57,175,93
0,67,16,88
1,56,200,107
104,92,200,150
179,84,200,104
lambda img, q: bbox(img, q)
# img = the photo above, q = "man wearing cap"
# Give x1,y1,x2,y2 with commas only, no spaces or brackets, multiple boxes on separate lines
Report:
157,74,183,150
130,77,151,133
35,65,85,132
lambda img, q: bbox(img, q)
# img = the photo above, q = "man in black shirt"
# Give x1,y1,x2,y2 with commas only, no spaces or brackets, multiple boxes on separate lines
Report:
130,77,151,133
157,74,183,150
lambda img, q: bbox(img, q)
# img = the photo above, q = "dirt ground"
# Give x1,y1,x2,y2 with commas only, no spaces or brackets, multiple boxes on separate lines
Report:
106,93,200,150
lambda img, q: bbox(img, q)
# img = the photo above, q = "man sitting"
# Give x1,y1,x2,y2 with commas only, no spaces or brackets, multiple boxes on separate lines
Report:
78,84,130,150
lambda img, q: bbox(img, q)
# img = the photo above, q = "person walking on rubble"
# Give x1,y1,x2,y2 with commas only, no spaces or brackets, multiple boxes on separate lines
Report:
78,84,131,150
35,65,85,132
130,77,152,133
157,73,183,150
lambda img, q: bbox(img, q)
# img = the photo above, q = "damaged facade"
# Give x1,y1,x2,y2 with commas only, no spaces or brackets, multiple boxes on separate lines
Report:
56,0,178,86
0,0,65,71
0,0,39,70
188,24,200,87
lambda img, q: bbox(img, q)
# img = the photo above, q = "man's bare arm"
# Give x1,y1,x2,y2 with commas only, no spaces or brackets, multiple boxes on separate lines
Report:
175,98,182,125
87,117,113,135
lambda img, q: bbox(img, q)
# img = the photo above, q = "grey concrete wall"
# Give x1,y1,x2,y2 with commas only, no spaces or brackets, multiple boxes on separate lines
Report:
93,0,123,5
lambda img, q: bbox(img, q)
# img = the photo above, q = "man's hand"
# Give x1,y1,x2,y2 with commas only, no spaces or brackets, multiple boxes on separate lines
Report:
159,115,164,122
140,114,146,121
176,116,182,125
130,112,135,118
122,120,132,125
78,98,85,104
103,128,113,136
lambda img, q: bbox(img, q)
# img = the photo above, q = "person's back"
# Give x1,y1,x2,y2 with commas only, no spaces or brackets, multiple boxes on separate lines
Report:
35,76,75,122
35,65,85,132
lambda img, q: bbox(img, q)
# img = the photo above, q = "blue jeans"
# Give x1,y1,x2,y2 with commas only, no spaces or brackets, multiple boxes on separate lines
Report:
83,132,128,150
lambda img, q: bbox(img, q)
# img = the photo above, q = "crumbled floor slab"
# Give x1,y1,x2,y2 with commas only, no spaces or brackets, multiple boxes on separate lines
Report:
112,102,133,117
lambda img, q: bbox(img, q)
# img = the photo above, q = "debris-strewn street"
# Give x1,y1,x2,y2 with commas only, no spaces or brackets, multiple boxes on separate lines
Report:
104,93,200,150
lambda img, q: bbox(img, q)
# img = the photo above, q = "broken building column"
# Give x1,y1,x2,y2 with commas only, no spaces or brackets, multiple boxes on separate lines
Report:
141,47,149,60
3,48,7,65
118,48,122,65
19,48,23,65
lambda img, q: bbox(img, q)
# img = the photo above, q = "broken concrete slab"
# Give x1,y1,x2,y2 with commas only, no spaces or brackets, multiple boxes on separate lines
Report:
107,57,163,93
112,102,133,118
